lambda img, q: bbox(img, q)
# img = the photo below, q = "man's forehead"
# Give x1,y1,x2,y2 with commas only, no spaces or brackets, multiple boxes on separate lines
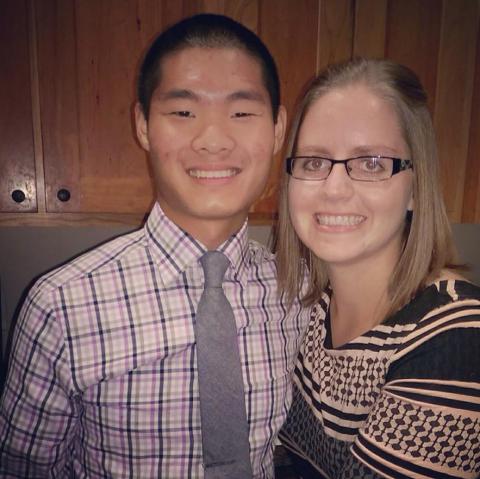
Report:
153,47,268,102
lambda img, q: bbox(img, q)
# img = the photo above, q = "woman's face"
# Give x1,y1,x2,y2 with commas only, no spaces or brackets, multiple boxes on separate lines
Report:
288,84,414,271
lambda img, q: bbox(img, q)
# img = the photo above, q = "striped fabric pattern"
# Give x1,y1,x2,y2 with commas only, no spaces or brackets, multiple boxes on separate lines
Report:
0,203,310,478
280,280,480,478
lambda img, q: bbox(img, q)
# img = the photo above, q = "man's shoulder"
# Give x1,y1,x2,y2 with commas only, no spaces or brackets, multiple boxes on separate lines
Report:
247,238,275,264
33,227,145,295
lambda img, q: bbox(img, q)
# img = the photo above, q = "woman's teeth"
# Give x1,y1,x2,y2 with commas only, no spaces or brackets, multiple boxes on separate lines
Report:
315,214,365,226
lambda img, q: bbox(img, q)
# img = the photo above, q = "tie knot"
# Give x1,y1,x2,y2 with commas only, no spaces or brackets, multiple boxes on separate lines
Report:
200,251,229,288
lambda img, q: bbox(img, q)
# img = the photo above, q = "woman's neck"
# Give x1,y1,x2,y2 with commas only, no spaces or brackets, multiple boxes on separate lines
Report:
327,257,397,348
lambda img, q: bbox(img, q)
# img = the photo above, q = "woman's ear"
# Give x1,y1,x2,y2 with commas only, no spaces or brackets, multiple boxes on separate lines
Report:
407,193,414,212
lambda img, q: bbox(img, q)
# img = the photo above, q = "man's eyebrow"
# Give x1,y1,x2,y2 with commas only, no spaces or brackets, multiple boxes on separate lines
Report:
156,89,199,101
155,88,266,104
226,90,266,103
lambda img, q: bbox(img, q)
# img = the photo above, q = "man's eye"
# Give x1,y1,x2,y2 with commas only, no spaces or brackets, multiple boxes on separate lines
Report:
170,111,194,118
232,112,255,118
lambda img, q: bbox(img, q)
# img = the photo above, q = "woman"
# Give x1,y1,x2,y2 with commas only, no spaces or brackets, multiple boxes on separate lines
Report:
274,58,480,478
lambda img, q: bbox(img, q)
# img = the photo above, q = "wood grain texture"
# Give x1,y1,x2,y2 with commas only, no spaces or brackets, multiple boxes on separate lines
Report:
353,0,387,58
36,0,82,212
462,6,480,223
0,211,273,227
29,0,46,213
386,0,442,114
316,0,354,73
2,0,480,224
252,0,318,215
0,0,36,212
433,0,479,222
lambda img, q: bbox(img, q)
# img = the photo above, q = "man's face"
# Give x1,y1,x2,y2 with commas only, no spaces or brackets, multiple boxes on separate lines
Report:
136,47,285,246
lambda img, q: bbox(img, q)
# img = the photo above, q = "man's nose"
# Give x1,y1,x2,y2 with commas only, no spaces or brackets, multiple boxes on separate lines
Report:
191,119,235,154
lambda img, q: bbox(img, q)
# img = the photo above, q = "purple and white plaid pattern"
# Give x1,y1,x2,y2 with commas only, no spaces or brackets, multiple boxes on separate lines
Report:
0,203,310,478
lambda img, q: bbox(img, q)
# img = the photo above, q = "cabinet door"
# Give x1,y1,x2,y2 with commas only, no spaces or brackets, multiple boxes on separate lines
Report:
0,0,36,212
36,0,163,214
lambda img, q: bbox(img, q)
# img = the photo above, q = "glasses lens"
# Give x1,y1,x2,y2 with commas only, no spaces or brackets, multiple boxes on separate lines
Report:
292,157,331,180
348,157,393,181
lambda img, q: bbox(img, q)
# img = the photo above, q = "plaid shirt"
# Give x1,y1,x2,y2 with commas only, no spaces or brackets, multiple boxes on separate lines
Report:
0,203,310,478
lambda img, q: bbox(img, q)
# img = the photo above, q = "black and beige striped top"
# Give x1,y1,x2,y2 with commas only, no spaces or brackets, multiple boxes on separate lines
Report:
280,280,480,479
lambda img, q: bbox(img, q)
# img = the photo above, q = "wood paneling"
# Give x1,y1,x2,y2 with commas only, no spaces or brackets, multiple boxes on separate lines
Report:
36,0,81,212
353,0,387,58
434,0,479,222
317,0,354,73
37,0,156,214
253,0,318,215
386,0,442,113
462,11,480,223
0,0,36,212
2,0,480,224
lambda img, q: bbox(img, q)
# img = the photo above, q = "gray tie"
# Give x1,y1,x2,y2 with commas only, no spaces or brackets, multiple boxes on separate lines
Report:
195,251,253,478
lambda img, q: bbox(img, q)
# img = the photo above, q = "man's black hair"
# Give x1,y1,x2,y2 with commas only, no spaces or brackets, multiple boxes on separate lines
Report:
137,13,280,121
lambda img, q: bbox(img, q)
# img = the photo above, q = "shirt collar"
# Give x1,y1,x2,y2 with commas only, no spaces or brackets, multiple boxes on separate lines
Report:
216,220,250,288
145,203,251,288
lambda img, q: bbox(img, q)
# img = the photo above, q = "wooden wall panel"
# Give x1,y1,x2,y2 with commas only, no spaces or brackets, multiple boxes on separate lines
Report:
0,0,36,212
252,0,319,216
353,0,387,58
385,0,442,113
462,13,480,223
2,0,480,224
317,0,354,73
433,0,479,222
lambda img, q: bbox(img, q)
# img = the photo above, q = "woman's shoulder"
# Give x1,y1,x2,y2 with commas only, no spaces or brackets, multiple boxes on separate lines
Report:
411,275,480,329
389,277,480,359
429,273,480,303
377,275,479,328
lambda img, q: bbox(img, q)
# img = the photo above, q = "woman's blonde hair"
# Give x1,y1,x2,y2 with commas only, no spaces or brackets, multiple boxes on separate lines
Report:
273,58,459,317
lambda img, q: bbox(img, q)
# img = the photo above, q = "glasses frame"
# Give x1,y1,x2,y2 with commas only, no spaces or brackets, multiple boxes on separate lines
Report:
286,155,413,182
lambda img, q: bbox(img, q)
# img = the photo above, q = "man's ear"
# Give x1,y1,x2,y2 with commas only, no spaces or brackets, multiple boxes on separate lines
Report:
273,105,287,155
135,103,150,151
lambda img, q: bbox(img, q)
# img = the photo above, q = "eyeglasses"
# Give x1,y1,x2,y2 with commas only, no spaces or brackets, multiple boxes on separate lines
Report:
286,155,413,182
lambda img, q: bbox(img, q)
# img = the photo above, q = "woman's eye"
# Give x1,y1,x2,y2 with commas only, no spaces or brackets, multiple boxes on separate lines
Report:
303,158,327,171
361,157,384,171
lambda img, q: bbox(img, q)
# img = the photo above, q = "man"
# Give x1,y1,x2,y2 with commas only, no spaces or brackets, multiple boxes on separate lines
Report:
0,14,309,478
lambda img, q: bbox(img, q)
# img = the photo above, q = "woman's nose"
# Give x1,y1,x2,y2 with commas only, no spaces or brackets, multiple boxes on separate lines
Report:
321,162,354,199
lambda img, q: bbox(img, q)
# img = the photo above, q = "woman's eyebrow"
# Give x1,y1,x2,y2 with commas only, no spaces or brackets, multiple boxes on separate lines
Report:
350,145,400,156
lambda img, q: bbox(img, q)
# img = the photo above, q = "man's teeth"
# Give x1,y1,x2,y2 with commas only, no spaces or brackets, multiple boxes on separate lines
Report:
189,169,238,179
315,214,365,226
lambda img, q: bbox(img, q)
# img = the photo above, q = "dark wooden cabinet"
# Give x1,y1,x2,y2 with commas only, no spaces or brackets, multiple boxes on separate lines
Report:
1,0,479,224
0,0,36,213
